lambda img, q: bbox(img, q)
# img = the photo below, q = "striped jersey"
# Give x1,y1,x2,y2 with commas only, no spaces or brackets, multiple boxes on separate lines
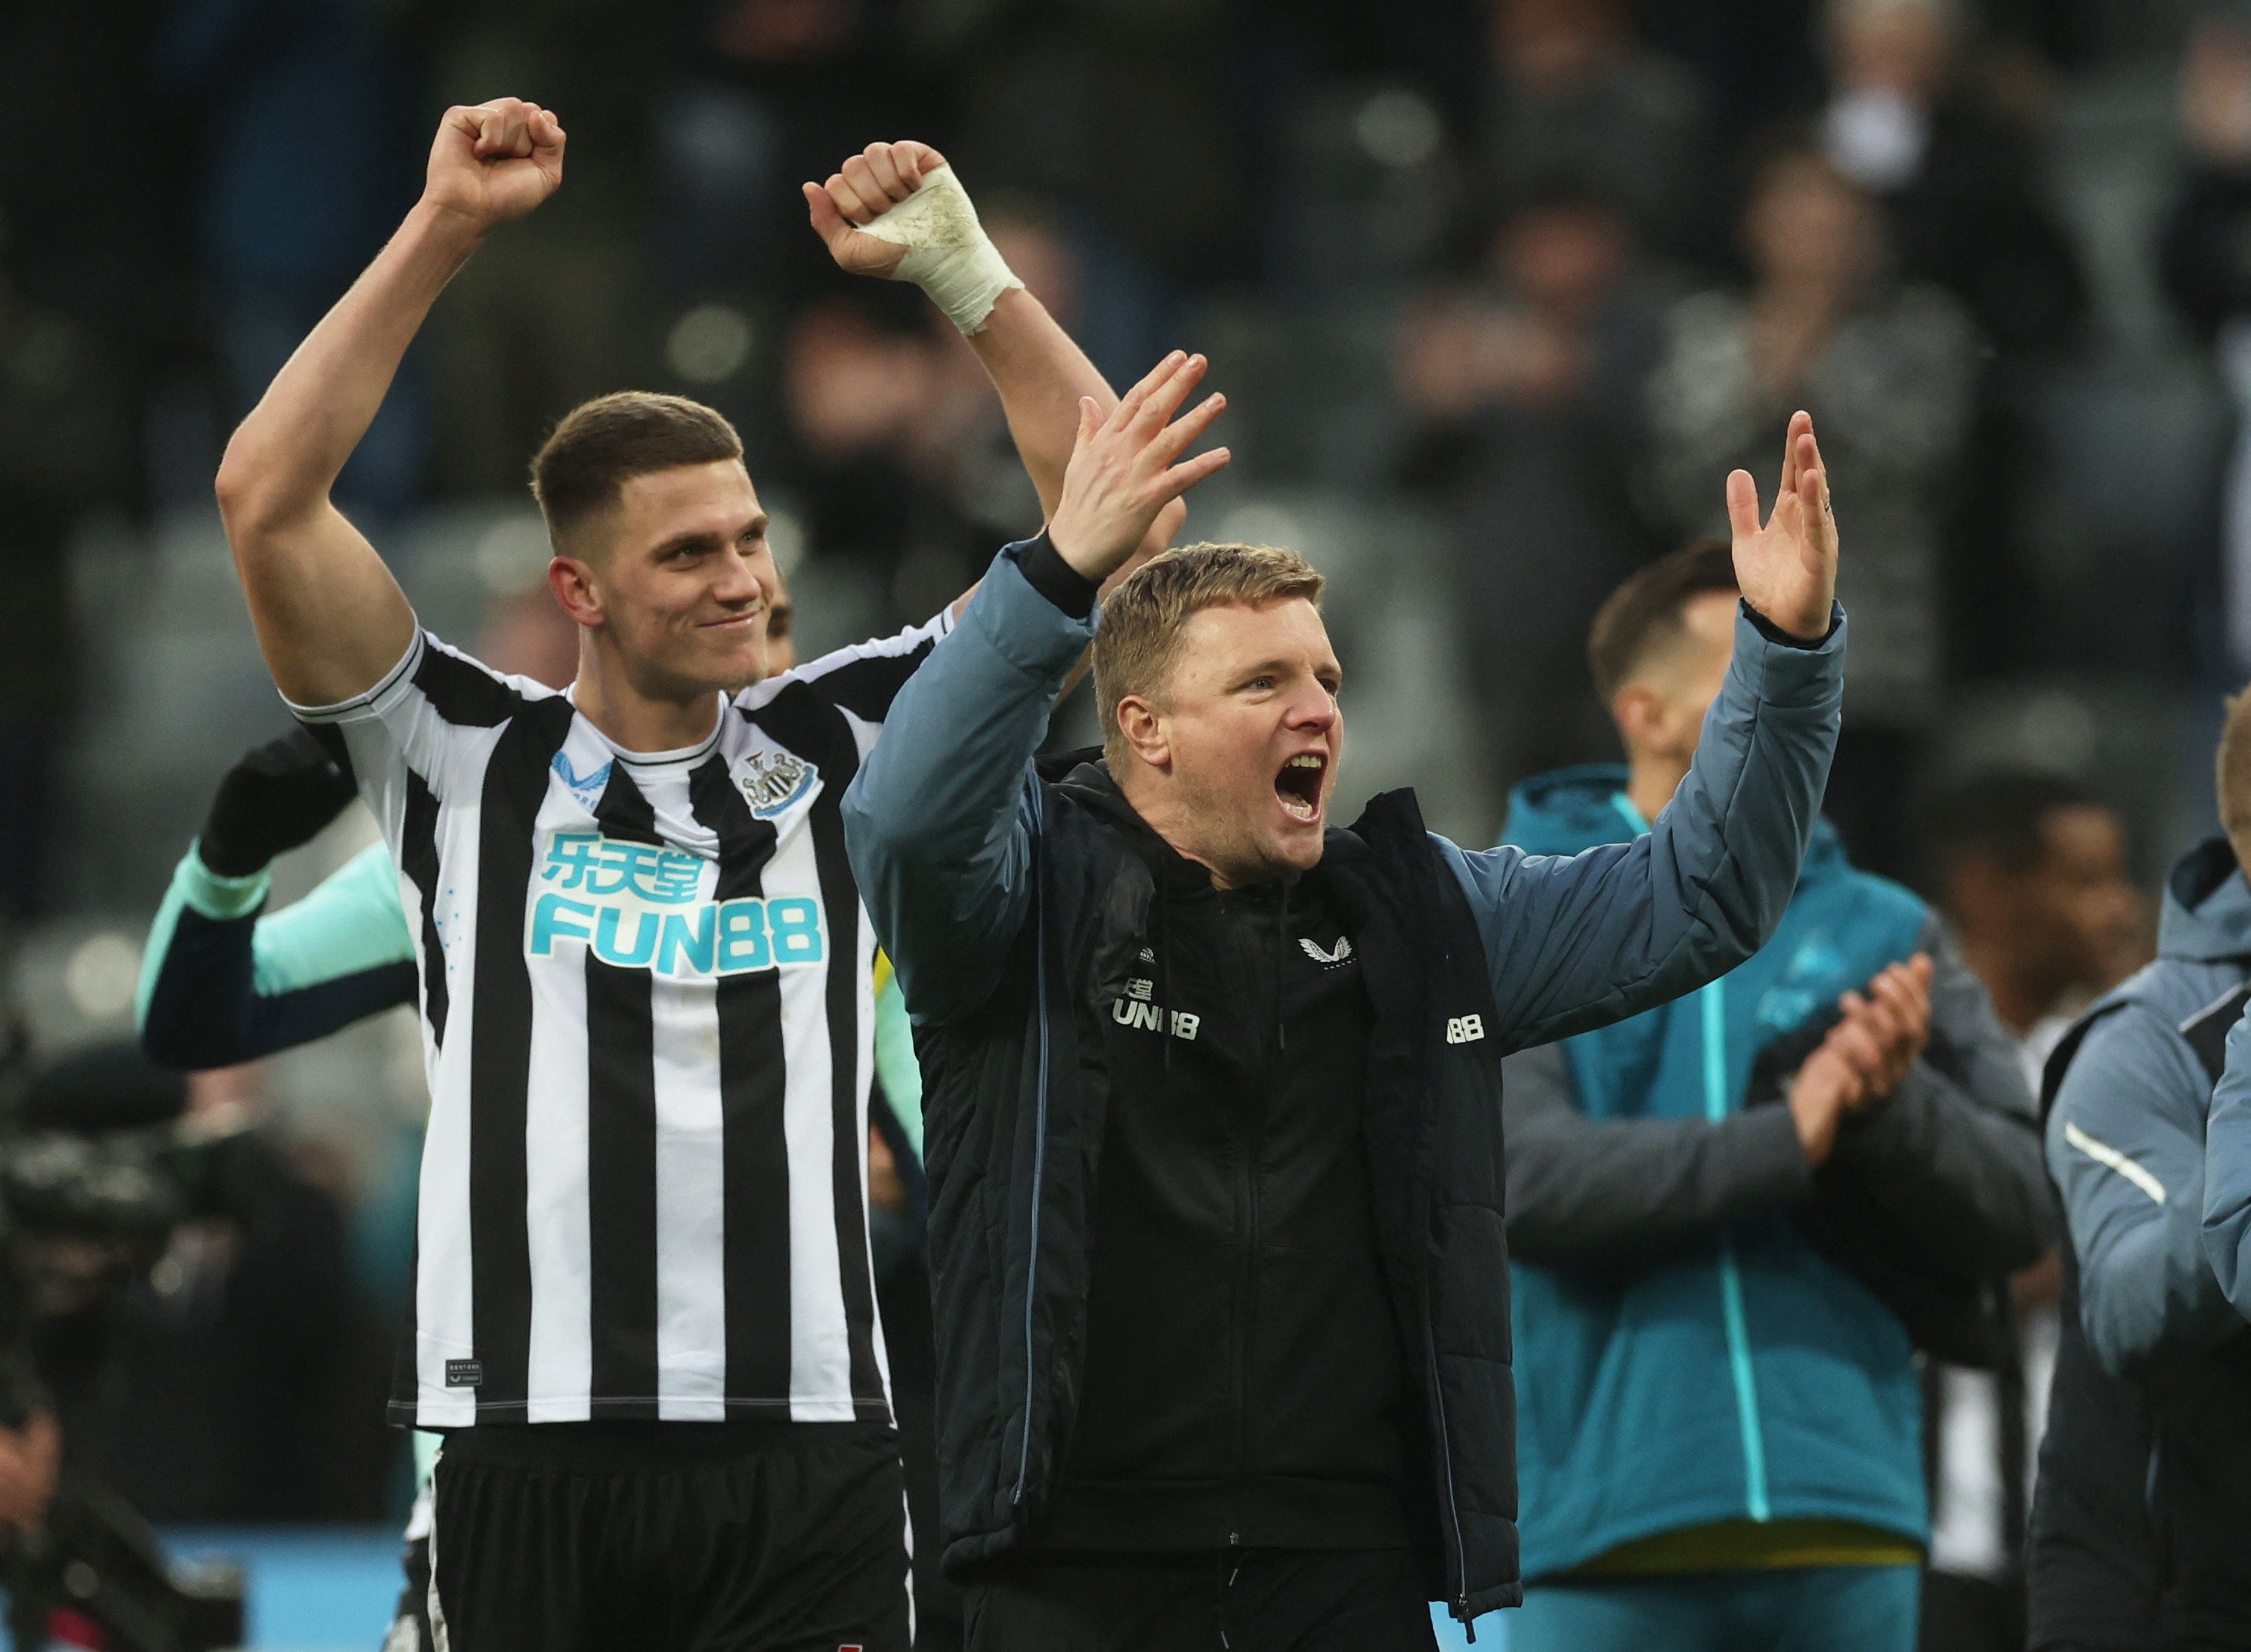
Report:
295,611,952,1427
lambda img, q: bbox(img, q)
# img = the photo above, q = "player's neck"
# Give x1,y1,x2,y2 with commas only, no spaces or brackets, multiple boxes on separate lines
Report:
1623,754,1689,831
570,646,725,755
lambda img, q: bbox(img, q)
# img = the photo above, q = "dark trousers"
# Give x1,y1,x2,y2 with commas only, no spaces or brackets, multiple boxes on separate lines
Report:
427,1422,910,1652
960,1548,1438,1652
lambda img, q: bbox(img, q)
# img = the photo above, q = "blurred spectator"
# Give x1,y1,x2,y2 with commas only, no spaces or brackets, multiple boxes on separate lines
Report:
1916,770,2144,1652
2163,16,2251,682
0,270,129,922
160,0,422,518
44,1064,376,1521
1397,181,1676,792
1479,0,1717,264
1643,143,1977,878
1921,771,2146,1063
1819,0,2084,357
420,0,663,497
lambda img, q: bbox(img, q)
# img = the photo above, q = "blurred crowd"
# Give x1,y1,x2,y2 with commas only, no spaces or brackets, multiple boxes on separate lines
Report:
0,0,2249,1553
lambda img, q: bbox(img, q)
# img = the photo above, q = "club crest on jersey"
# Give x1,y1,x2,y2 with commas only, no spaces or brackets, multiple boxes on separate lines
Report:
1298,935,1353,968
737,749,818,818
552,751,614,809
528,830,827,977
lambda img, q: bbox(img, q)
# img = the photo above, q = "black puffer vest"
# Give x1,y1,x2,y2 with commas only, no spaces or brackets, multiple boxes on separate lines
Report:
914,763,1521,1620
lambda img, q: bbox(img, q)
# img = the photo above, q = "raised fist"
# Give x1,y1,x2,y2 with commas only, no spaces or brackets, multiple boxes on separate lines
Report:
802,141,948,278
422,98,566,231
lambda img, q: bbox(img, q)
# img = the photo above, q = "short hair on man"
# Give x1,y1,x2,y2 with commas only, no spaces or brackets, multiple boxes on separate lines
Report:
2216,692,2251,865
1091,542,1326,768
1585,539,1739,704
530,391,744,547
1916,769,2107,891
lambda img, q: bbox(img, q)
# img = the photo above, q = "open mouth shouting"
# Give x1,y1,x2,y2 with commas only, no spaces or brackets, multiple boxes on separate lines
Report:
1276,751,1326,821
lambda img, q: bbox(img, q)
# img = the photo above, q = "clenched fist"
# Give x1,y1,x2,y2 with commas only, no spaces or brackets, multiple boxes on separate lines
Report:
802,141,947,278
422,98,566,232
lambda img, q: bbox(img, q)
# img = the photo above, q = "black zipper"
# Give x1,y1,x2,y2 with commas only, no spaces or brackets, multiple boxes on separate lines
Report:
1012,778,1050,1506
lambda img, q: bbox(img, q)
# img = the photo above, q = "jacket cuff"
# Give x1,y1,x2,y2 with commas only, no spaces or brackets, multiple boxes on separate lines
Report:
178,843,271,920
1733,1103,1820,1202
1729,601,1846,710
1742,597,1842,650
1012,530,1099,620
966,538,1099,682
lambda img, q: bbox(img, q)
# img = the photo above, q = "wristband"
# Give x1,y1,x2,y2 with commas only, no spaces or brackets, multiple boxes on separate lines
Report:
861,164,1024,336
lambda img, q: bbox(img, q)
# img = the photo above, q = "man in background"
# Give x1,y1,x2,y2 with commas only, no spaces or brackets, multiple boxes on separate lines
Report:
1916,770,2144,1649
1498,540,2052,1652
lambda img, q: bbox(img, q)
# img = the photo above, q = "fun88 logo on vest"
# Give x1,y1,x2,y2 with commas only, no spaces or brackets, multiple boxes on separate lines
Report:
526,831,826,977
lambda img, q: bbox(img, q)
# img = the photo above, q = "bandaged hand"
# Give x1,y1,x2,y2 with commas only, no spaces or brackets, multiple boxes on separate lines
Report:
803,141,1024,336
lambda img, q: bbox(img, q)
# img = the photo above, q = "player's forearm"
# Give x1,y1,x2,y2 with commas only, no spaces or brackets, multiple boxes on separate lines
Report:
967,288,1114,521
218,202,481,534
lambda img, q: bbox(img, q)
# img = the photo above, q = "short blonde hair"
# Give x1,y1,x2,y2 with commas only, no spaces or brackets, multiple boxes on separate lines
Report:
2219,692,2251,866
1091,542,1325,767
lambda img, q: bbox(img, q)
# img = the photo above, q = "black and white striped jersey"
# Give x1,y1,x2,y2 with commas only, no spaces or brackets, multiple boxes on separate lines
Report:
293,611,952,1427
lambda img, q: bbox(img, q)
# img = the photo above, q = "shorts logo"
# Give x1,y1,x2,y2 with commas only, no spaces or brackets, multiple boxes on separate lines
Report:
445,1359,483,1388
737,750,818,818
1446,1015,1486,1045
551,751,614,809
530,831,827,977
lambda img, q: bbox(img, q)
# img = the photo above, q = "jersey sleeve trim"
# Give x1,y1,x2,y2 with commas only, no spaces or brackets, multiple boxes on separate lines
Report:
285,629,427,725
178,844,273,920
737,606,957,719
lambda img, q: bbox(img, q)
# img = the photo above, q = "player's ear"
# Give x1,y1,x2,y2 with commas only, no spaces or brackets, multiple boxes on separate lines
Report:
1115,696,1168,769
1609,683,1665,756
549,555,604,628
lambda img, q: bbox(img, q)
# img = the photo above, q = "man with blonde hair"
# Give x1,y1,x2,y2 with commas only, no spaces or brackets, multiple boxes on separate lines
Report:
843,375,1850,1647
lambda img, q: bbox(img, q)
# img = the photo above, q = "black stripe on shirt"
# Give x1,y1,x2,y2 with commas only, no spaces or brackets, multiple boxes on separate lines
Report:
585,765,662,1417
401,769,450,1047
389,1231,420,1426
785,632,943,725
754,690,888,1418
687,750,793,1411
415,640,533,727
465,697,575,1418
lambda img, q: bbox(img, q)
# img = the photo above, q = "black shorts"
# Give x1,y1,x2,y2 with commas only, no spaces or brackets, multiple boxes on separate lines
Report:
426,1421,911,1652
960,1548,1439,1652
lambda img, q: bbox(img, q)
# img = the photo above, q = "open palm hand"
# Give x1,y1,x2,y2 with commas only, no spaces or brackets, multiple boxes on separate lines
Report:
1727,410,1838,642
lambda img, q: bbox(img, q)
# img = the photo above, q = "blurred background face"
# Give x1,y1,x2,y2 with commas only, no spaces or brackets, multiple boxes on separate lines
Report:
1745,155,1882,295
1498,200,1631,320
1829,0,1958,103
1949,803,2143,992
568,459,776,701
1130,599,1343,886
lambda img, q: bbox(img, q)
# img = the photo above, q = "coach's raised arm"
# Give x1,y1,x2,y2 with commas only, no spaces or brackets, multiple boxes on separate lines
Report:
216,98,564,705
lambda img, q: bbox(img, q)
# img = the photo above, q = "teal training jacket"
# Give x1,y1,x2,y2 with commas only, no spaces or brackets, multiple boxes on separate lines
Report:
1501,766,1933,1577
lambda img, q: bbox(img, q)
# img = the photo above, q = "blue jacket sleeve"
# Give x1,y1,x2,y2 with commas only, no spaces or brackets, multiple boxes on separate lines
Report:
842,542,1093,1026
2201,1001,2251,1320
138,840,419,1069
1436,602,1844,1052
2055,1004,2240,1373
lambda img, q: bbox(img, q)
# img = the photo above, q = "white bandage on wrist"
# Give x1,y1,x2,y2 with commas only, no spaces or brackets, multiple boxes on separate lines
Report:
859,163,1024,336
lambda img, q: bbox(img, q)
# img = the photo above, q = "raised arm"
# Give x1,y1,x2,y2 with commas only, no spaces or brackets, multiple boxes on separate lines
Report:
216,99,564,706
804,142,1101,521
138,732,417,1068
842,353,1228,1022
1446,413,1843,1048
